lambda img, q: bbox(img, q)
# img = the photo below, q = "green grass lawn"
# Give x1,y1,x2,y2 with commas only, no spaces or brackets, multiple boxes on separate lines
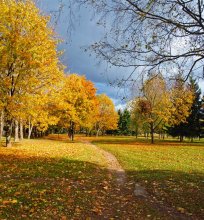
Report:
92,136,204,218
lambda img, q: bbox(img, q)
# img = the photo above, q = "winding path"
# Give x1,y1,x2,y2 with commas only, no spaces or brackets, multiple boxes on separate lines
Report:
81,140,126,185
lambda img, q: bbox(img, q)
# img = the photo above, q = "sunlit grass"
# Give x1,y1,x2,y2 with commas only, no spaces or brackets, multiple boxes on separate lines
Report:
91,135,204,218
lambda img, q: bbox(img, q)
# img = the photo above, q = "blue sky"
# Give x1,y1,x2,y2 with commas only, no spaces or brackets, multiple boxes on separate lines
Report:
39,1,204,108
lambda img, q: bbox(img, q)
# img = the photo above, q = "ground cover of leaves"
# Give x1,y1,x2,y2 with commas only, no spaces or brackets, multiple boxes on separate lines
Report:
0,135,162,220
91,136,204,219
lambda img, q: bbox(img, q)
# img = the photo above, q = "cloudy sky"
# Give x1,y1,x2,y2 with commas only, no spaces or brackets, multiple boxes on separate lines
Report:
39,1,204,108
38,0,130,109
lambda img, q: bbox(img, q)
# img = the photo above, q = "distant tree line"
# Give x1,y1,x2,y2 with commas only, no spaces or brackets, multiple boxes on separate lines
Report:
113,75,204,143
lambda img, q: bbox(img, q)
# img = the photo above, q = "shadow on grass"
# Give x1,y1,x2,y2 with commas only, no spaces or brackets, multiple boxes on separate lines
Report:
0,151,203,219
92,137,204,147
0,153,111,219
126,169,204,218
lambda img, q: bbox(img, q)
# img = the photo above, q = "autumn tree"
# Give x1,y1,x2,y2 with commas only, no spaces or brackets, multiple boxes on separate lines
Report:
140,75,170,143
0,0,63,146
129,100,144,138
57,74,98,141
164,76,194,143
130,74,194,143
74,0,204,80
167,77,202,141
22,92,61,139
96,94,118,136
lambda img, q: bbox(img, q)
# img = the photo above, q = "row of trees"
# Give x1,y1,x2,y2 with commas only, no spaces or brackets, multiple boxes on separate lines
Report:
106,74,204,142
129,75,204,143
0,0,118,147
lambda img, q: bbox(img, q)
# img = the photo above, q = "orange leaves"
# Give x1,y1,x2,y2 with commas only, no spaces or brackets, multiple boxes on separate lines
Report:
2,199,18,205
58,74,98,129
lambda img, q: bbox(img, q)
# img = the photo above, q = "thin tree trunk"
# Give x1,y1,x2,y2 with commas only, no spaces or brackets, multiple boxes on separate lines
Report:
20,119,24,140
0,110,4,140
28,118,33,139
5,120,13,147
150,122,154,144
68,120,74,141
86,129,88,137
96,129,100,137
135,127,138,139
28,126,33,139
179,135,183,142
14,120,19,142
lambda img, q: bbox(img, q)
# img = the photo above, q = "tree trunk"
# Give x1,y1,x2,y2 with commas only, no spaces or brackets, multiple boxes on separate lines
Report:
0,110,4,140
14,120,19,142
96,129,100,137
5,120,13,147
28,118,33,139
68,120,74,141
179,135,183,142
135,127,138,139
150,122,154,144
19,119,24,140
86,129,88,137
28,126,33,139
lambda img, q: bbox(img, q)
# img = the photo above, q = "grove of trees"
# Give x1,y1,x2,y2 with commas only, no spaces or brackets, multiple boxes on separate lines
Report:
0,0,118,146
129,74,204,143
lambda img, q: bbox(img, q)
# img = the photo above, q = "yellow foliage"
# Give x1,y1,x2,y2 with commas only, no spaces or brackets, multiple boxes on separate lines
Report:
131,74,194,130
96,94,118,132
168,80,194,125
58,74,98,129
0,0,64,131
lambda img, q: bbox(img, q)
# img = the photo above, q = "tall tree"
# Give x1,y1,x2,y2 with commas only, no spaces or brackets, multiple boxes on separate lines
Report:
167,77,198,141
131,74,194,143
96,94,118,136
58,74,98,141
185,77,202,140
121,109,131,135
0,0,63,146
140,74,170,144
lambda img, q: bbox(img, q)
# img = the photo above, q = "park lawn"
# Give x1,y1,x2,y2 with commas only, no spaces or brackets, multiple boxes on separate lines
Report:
92,136,204,219
0,136,113,219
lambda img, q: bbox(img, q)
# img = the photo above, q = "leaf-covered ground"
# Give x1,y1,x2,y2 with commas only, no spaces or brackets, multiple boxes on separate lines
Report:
0,137,109,219
90,136,204,219
0,135,160,219
1,135,203,219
